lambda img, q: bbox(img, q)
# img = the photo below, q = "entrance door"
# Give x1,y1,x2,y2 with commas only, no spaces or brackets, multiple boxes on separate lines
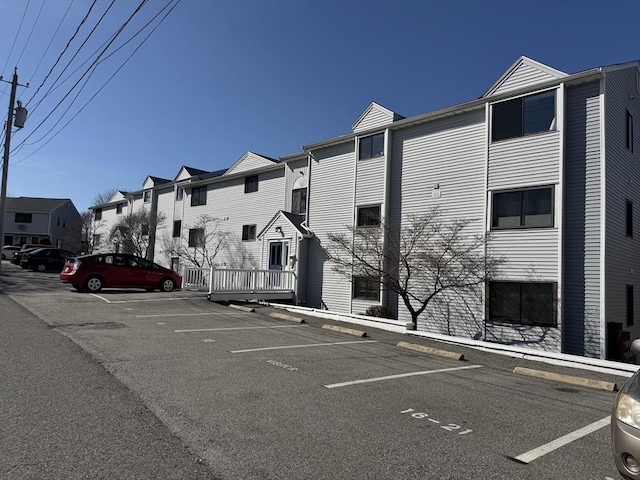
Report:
268,241,288,289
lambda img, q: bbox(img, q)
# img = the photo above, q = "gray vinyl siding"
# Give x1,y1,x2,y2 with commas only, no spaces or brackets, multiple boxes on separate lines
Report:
492,63,561,96
153,187,176,267
354,107,393,133
488,132,560,189
390,109,486,337
604,67,640,348
563,81,602,357
306,142,356,312
355,156,385,205
489,230,558,278
225,153,274,175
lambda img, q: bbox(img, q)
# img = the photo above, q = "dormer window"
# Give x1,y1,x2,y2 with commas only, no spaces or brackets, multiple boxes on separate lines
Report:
358,133,385,160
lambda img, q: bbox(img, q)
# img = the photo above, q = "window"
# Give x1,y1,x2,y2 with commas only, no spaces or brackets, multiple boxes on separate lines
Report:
173,220,181,238
191,186,207,206
188,228,205,247
31,236,39,244
94,209,102,221
489,281,557,327
353,276,380,301
492,91,556,142
245,175,259,193
492,187,553,229
141,224,149,236
357,205,381,227
627,110,634,152
4,235,12,245
627,200,634,237
628,285,635,327
176,187,184,201
57,217,60,227
116,203,123,214
242,224,257,241
291,188,307,215
93,234,101,246
15,212,32,223
359,133,385,160
143,190,151,203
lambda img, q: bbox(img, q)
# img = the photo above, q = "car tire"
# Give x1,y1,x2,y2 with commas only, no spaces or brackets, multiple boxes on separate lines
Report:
160,278,175,292
85,276,103,292
36,263,47,272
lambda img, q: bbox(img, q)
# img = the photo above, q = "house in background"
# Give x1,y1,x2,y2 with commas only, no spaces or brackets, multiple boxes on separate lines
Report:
89,56,639,361
3,197,80,249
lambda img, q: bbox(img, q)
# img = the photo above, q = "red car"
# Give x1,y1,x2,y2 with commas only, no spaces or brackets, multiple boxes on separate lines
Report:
60,253,182,293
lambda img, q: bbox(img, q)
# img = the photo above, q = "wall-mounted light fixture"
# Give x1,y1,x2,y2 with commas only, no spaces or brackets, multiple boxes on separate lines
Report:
275,226,282,233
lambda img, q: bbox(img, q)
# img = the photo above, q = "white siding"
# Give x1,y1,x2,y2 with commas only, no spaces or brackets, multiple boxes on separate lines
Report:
154,187,177,267
604,67,640,353
306,142,356,312
356,156,385,205
490,230,558,278
353,105,394,133
492,63,561,96
563,81,602,357
284,158,308,212
225,152,275,175
488,132,561,189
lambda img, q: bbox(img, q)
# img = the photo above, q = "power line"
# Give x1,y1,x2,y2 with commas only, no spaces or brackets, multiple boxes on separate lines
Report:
10,0,149,154
13,0,46,68
0,0,31,99
9,0,181,166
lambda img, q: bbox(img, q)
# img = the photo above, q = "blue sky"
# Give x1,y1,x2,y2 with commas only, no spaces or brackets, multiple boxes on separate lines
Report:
0,0,639,212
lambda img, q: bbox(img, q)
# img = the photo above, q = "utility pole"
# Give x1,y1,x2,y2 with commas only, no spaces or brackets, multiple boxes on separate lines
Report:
0,68,28,274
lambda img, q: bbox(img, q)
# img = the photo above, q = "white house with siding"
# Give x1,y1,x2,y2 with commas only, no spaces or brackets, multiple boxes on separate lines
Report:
89,56,639,361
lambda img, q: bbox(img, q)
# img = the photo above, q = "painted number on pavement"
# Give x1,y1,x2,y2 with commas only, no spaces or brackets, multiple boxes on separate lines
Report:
401,408,472,435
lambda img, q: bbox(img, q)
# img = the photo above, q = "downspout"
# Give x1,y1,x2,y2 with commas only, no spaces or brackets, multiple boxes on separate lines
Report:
382,127,391,310
599,73,607,360
557,82,565,352
483,101,490,341
351,137,359,314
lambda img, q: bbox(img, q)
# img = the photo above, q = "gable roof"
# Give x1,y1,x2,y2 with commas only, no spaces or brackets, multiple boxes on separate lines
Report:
482,56,568,97
224,152,278,176
174,165,210,182
352,102,404,133
6,197,72,213
257,210,313,239
108,190,128,203
143,175,171,189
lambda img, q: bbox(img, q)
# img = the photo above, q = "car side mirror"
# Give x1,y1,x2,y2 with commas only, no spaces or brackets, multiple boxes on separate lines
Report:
631,339,640,353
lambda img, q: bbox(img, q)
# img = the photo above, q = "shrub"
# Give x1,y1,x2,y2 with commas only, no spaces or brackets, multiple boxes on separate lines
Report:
365,305,396,319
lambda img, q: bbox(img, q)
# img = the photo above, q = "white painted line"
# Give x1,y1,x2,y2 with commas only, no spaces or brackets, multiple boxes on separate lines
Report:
90,294,196,304
91,294,111,303
231,340,378,353
513,416,610,464
175,325,307,333
137,312,249,318
324,365,483,389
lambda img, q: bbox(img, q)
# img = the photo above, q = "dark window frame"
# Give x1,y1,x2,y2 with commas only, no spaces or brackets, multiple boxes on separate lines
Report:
15,212,33,223
143,190,151,203
188,228,205,248
491,90,556,142
627,285,635,327
291,188,307,215
116,203,123,215
627,200,634,238
191,186,207,206
242,224,257,241
491,186,554,230
176,187,184,201
487,281,558,327
358,133,385,160
172,220,182,238
357,205,381,227
352,276,380,301
94,209,102,221
245,175,259,194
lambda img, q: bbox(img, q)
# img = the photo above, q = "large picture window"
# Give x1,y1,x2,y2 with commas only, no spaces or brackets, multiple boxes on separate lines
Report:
488,281,557,327
353,276,380,301
357,205,381,227
14,212,32,223
358,133,385,160
492,187,553,229
492,91,556,142
191,187,207,206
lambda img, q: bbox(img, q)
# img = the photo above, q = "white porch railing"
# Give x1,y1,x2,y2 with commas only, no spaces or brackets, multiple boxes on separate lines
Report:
208,267,295,301
181,266,211,291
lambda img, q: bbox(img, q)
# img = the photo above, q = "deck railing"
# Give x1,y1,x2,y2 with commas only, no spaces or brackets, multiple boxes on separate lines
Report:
181,266,211,291
209,267,295,293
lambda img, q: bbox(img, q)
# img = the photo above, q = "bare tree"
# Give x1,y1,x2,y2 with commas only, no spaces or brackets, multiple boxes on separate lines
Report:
325,207,505,329
168,214,231,268
109,209,165,259
92,188,120,206
62,211,92,253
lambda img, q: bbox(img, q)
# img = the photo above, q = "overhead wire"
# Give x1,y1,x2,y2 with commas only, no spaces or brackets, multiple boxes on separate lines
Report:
9,0,150,155
14,0,46,69
0,0,31,99
9,0,181,167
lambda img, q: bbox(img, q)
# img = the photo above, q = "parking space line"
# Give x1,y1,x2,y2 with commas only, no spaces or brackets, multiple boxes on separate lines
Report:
137,312,250,318
175,325,308,333
230,340,378,353
90,294,196,304
513,416,610,464
323,365,483,389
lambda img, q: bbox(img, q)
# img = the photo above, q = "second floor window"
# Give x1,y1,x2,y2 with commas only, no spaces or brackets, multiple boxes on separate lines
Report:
359,133,385,160
292,188,307,215
15,212,32,223
94,208,102,221
143,190,151,203
357,205,381,227
191,187,207,206
245,175,259,193
173,220,181,238
188,228,205,247
492,187,553,229
242,224,257,241
492,90,556,142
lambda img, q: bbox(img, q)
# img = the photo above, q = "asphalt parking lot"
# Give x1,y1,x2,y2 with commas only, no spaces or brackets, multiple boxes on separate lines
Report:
0,262,627,479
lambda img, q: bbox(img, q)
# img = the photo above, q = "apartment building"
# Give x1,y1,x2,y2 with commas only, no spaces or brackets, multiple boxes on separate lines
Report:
90,56,639,360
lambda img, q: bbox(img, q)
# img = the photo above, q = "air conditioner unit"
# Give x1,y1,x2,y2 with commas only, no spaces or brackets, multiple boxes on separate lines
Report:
17,224,26,231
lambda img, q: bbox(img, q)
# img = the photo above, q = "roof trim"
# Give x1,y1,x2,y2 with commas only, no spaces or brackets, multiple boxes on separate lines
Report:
482,56,568,97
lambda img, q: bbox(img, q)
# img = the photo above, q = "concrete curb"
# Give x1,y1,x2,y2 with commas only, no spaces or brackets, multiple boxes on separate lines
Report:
513,366,618,392
269,312,305,323
229,304,255,313
397,341,464,361
322,324,366,337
